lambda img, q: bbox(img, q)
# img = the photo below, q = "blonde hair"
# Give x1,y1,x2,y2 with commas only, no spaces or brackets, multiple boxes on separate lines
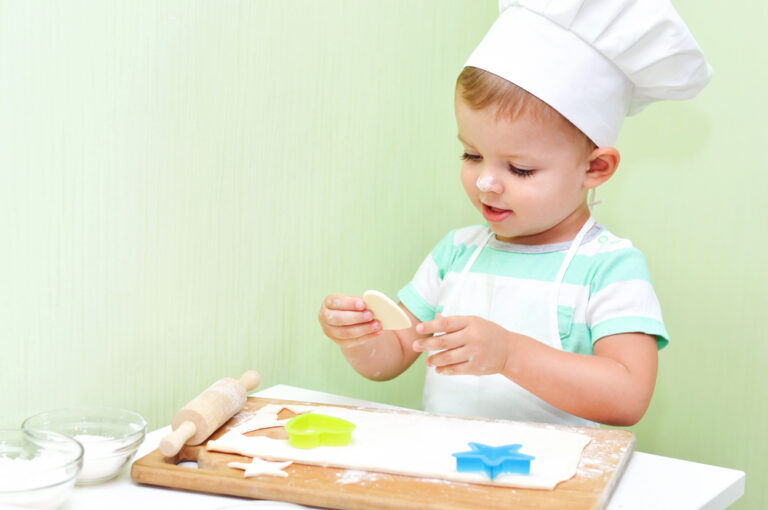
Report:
456,66,596,150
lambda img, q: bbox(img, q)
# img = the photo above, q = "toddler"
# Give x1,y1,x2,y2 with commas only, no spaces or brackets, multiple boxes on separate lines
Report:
318,0,711,427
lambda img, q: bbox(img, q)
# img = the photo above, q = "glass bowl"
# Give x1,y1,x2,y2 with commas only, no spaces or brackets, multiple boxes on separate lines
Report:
22,407,147,484
0,429,83,509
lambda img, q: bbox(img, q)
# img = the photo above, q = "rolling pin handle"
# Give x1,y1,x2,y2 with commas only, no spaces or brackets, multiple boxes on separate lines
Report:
159,420,197,457
239,370,261,392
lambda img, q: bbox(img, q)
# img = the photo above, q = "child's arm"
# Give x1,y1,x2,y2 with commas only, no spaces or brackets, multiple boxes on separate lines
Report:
413,314,658,426
318,294,425,380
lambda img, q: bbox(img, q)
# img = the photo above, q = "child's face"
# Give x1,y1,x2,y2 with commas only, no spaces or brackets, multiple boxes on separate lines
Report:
455,96,593,245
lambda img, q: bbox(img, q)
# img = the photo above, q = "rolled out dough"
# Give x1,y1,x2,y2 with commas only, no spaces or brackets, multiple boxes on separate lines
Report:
362,290,411,330
207,405,590,490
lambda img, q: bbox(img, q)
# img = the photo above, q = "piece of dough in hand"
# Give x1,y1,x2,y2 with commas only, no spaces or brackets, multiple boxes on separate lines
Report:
362,290,412,330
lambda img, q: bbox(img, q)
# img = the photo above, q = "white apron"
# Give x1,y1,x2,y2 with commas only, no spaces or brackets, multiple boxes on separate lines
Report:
422,218,598,428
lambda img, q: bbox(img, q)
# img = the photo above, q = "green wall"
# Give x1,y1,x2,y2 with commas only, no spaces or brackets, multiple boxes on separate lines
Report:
0,1,763,508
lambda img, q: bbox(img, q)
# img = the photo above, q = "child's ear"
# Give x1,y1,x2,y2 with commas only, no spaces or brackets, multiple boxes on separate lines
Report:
584,147,620,188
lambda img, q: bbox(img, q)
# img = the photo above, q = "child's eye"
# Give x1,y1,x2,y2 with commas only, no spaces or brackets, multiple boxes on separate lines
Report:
509,164,535,178
461,152,482,162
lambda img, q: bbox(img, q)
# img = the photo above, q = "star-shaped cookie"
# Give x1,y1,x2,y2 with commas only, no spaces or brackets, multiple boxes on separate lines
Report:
228,457,294,478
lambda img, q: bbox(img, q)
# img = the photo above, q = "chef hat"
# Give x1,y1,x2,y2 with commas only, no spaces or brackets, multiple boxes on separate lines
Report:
464,0,713,147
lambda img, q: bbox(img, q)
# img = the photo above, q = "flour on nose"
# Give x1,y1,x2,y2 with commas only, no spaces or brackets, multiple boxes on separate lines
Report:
476,175,496,192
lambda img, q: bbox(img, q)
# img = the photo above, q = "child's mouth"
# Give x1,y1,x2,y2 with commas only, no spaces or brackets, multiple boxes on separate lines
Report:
482,203,513,223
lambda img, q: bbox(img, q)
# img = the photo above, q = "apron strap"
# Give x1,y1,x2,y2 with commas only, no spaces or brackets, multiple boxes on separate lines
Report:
441,228,495,317
549,216,595,348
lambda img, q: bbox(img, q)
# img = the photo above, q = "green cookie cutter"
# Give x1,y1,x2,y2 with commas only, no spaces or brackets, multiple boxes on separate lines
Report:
285,413,355,449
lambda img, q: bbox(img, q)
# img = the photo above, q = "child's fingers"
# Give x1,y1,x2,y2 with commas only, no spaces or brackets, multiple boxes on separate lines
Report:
331,321,382,341
319,294,371,328
322,308,374,327
325,294,366,311
412,331,463,353
415,314,465,337
318,294,381,344
426,345,469,368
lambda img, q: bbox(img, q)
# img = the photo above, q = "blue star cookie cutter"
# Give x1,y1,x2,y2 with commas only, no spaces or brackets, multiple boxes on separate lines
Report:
452,442,535,479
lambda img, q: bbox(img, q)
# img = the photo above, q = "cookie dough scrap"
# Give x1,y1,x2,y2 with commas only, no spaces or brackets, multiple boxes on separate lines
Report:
230,414,290,435
362,290,411,330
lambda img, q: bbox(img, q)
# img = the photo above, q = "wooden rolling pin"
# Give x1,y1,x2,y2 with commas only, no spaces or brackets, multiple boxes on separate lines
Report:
159,370,260,457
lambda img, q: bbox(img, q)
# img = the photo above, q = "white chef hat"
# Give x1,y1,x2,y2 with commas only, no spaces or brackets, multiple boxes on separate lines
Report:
464,0,713,147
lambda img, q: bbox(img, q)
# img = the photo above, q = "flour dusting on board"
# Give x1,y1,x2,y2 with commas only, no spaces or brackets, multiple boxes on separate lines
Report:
336,470,379,485
577,436,628,480
334,469,457,488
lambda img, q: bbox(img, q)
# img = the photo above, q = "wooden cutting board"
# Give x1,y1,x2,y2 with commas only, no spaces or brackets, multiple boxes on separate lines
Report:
131,397,634,510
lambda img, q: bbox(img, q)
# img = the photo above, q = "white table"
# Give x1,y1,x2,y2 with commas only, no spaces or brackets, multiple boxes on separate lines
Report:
63,385,745,510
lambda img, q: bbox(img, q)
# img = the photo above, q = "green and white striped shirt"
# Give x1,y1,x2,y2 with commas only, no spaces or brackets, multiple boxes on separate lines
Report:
398,224,669,353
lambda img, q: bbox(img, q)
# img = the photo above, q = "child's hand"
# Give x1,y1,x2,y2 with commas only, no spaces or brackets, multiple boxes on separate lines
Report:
318,294,382,345
412,314,512,376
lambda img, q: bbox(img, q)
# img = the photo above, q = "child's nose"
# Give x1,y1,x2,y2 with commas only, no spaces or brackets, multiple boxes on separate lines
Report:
476,174,503,194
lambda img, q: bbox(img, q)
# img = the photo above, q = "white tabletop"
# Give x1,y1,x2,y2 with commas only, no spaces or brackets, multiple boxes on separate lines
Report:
62,385,745,510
